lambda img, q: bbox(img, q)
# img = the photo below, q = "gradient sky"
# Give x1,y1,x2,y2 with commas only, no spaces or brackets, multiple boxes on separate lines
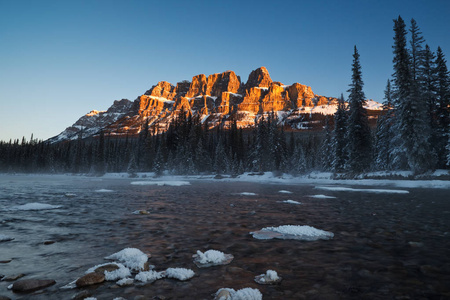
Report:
1,0,449,142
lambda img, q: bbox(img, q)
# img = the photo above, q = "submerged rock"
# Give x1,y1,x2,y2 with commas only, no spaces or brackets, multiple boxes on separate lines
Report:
0,295,11,300
11,279,56,293
75,272,105,287
2,274,25,281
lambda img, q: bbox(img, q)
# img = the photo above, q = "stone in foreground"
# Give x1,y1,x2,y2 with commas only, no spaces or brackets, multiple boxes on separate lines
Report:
11,279,56,293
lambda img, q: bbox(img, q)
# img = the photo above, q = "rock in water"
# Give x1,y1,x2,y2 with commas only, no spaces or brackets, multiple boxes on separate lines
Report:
75,272,105,287
11,279,56,293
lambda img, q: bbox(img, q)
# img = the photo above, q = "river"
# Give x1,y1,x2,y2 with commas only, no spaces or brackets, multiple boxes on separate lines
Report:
0,174,449,299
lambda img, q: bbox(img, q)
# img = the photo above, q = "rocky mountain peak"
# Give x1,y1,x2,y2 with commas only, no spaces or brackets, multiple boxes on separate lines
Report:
245,66,272,89
49,67,382,142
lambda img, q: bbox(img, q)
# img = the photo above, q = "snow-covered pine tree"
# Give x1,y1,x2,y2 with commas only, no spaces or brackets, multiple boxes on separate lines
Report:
375,80,395,170
410,19,425,83
320,116,333,171
332,94,348,173
392,16,434,174
346,46,372,174
435,47,450,167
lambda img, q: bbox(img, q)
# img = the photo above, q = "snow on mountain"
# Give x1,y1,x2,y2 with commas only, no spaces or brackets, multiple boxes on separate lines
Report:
48,67,383,142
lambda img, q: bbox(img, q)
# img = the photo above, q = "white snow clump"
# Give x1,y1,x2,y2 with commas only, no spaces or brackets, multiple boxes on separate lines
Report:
238,192,257,196
308,194,337,199
130,181,190,186
281,200,301,205
10,202,62,211
278,190,293,194
254,269,281,284
116,277,134,286
105,248,149,271
104,264,131,281
214,287,262,300
95,189,114,192
196,250,225,264
193,250,234,268
164,267,195,281
251,225,334,241
135,270,165,283
315,186,409,194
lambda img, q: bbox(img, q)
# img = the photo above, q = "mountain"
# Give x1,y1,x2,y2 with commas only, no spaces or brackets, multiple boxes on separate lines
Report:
49,67,382,143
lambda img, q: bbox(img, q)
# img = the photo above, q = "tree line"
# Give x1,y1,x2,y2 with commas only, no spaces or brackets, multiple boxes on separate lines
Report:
0,16,449,177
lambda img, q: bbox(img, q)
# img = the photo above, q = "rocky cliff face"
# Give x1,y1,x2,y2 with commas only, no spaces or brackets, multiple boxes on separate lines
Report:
49,67,382,142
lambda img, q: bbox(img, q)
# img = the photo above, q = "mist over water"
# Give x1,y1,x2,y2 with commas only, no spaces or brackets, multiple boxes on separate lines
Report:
1,175,449,299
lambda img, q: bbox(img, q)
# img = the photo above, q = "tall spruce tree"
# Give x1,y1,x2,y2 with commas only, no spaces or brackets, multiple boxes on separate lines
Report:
435,47,450,167
392,16,434,173
410,19,425,82
346,46,372,173
375,80,395,170
332,94,348,173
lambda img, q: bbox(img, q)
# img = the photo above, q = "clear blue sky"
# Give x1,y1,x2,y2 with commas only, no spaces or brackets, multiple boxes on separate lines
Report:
1,0,449,142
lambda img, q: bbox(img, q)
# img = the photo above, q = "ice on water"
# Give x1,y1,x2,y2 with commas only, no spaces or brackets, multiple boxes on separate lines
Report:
278,190,293,194
281,200,301,205
135,270,165,283
215,287,262,300
164,267,195,281
308,194,337,199
238,192,257,196
9,202,62,211
315,186,409,194
130,181,190,186
251,225,334,241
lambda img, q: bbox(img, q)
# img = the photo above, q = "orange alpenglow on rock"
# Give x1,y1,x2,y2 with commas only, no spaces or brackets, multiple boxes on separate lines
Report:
49,66,382,142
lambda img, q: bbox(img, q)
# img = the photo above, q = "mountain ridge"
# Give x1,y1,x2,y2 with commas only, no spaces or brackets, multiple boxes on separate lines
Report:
49,67,382,143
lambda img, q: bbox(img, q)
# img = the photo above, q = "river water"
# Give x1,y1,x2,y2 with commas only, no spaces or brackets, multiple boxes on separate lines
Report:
0,174,449,299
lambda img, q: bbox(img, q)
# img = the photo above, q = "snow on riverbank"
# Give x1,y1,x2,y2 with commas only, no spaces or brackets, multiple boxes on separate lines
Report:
102,170,450,189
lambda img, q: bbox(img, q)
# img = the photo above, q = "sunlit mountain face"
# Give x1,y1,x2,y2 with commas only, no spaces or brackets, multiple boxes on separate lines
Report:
49,67,382,143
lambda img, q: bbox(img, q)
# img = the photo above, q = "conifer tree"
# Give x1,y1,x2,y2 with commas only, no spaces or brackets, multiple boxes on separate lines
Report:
392,16,435,173
410,19,425,82
332,94,348,173
435,46,450,167
346,46,372,173
375,80,395,170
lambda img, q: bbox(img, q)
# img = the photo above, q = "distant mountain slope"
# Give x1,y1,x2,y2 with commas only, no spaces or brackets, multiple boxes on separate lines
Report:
49,67,382,143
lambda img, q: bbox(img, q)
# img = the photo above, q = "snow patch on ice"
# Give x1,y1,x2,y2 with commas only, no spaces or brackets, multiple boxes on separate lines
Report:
237,192,257,196
251,225,334,241
308,194,337,199
215,287,262,300
135,270,165,283
130,181,190,186
255,270,281,284
281,200,301,205
278,190,293,194
105,248,149,271
193,249,234,267
164,267,195,281
195,250,225,264
315,186,409,194
9,202,62,211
